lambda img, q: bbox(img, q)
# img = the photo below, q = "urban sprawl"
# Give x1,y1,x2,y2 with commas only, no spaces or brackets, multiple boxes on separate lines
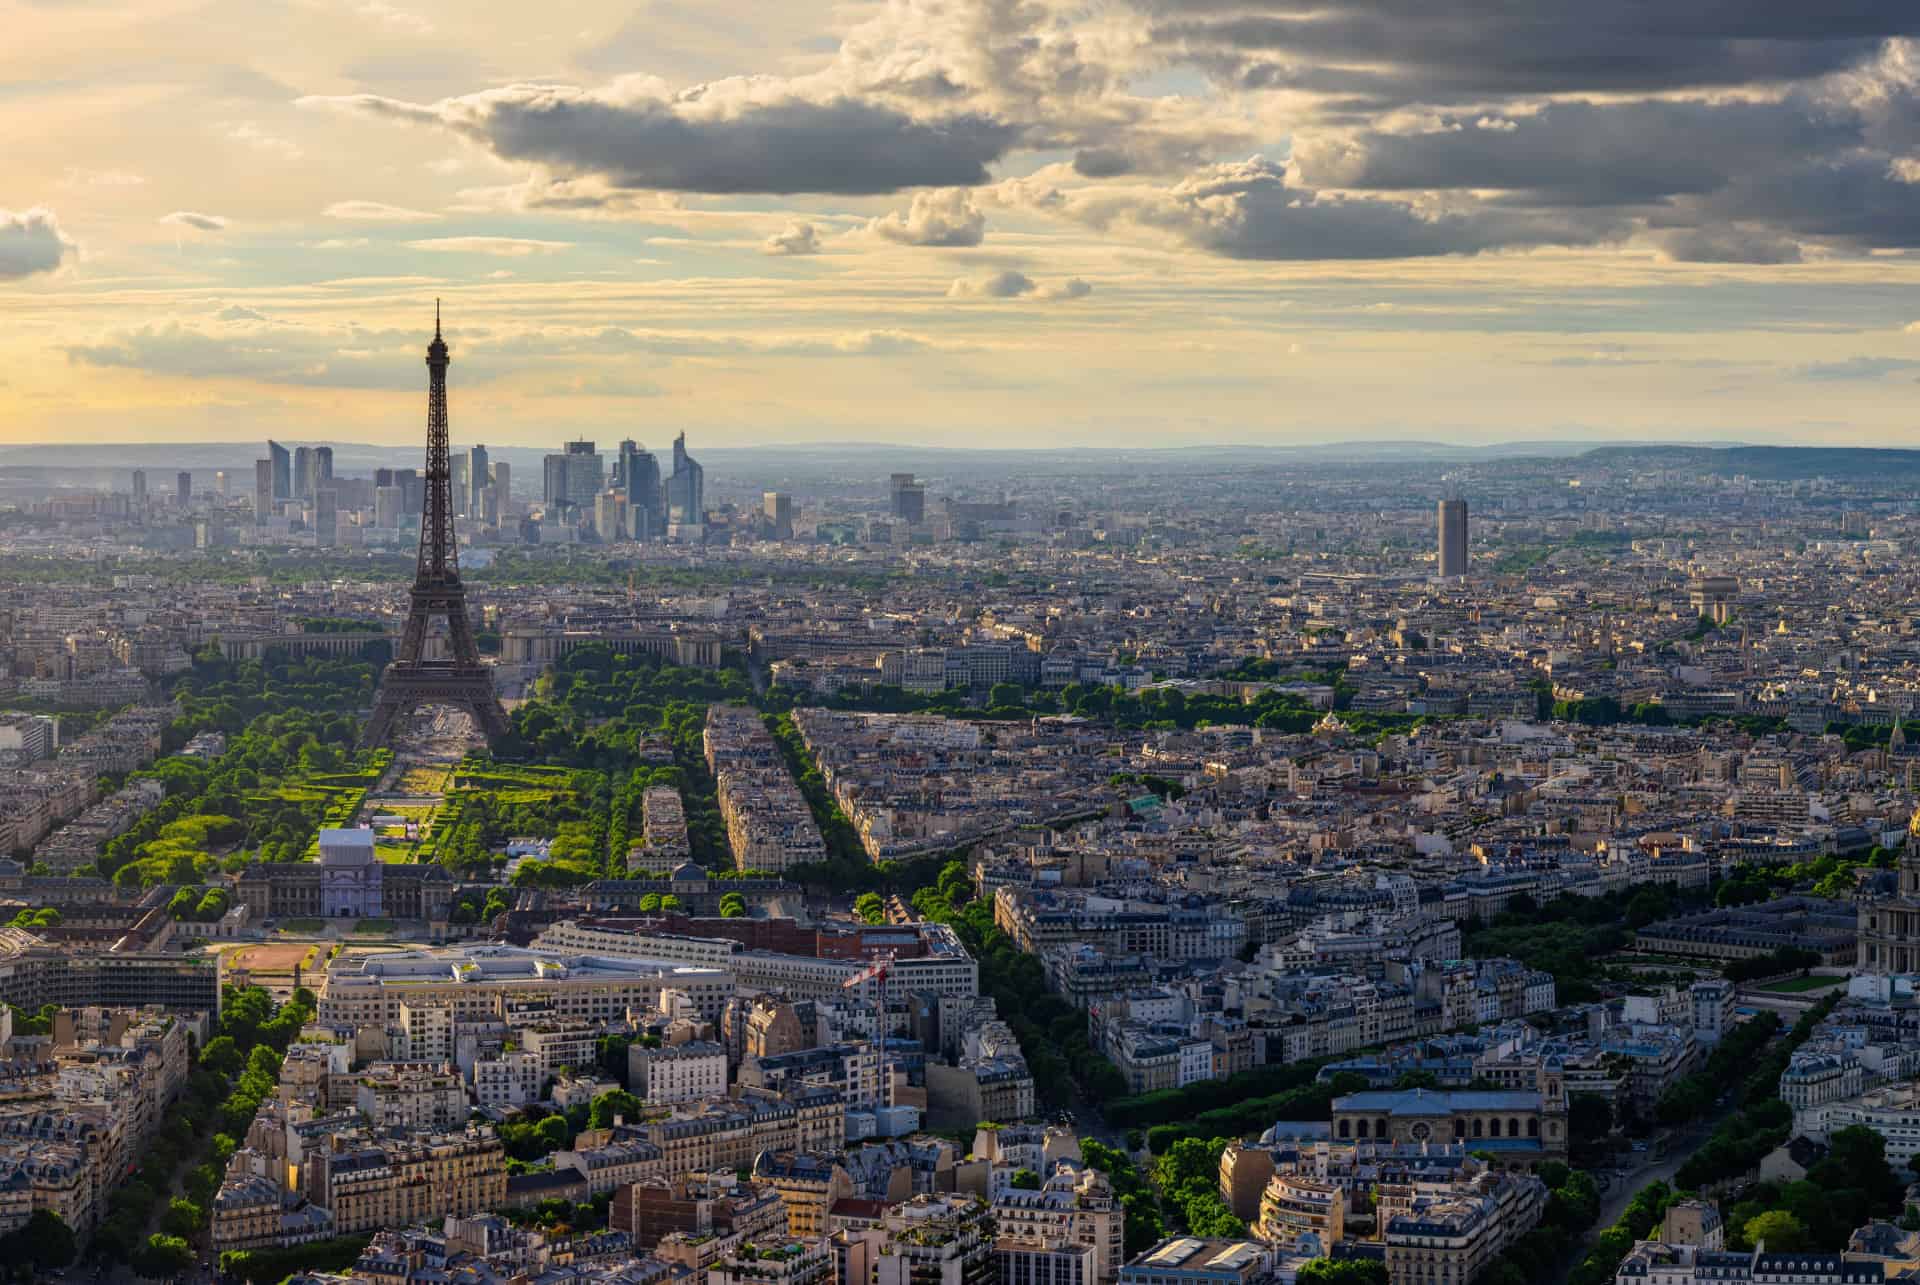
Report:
4,346,1920,1285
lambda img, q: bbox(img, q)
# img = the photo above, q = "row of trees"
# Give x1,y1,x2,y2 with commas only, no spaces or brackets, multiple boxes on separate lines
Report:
1079,1138,1166,1257
1563,1176,1681,1285
1653,1011,1781,1125
1153,1138,1248,1237
1103,1056,1344,1130
765,676,1334,735
87,984,315,1274
1720,1125,1904,1250
1675,994,1841,1189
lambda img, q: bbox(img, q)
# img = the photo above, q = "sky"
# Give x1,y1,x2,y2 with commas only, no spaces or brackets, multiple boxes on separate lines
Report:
7,0,1920,449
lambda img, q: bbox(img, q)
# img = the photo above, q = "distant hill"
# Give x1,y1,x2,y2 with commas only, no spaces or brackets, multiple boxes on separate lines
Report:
1580,444,1920,482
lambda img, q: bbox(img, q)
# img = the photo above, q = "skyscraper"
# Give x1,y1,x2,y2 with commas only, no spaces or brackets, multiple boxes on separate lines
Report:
214,470,228,496
267,440,290,499
394,468,421,514
375,467,395,490
764,491,793,541
489,461,510,518
565,440,603,506
176,470,192,508
254,458,272,524
667,433,703,528
450,454,469,517
130,470,147,507
542,453,570,510
293,445,313,499
314,445,333,490
375,485,404,529
624,446,662,536
314,487,337,547
595,490,628,543
1437,499,1469,578
468,444,489,518
890,473,925,524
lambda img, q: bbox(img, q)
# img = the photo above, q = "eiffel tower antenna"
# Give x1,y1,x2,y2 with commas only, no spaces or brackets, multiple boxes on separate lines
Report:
361,307,510,748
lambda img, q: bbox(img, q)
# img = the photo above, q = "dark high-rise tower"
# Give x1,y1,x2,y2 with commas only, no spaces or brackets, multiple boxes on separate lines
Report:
1437,498,1469,578
362,305,509,748
890,473,925,524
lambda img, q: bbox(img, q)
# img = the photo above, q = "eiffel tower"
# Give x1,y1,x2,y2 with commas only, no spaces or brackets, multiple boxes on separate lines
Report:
361,304,510,748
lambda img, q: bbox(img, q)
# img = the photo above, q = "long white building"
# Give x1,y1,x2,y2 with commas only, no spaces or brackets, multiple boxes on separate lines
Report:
317,945,734,1028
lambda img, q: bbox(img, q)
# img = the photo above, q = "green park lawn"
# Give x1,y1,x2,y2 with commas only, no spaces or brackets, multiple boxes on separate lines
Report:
1755,974,1847,993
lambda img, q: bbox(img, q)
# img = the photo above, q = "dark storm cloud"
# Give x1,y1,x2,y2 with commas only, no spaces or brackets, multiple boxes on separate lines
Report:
1044,159,1622,259
312,88,1019,196
1147,0,1920,100
1290,99,1857,205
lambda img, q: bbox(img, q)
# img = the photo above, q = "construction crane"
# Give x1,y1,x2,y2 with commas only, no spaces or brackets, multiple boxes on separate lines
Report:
843,951,896,1111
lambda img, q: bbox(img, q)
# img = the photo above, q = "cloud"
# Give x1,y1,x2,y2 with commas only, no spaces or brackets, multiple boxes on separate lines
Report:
551,373,667,398
763,221,822,256
1017,158,1615,259
160,211,229,232
65,322,432,389
1150,0,1920,102
349,0,431,34
323,200,440,222
870,189,987,246
484,324,939,360
1040,277,1093,299
0,207,75,281
223,122,302,159
61,168,145,188
829,330,930,354
1795,356,1920,381
949,269,1035,298
404,236,571,256
1646,225,1804,265
305,84,1019,195
217,305,267,322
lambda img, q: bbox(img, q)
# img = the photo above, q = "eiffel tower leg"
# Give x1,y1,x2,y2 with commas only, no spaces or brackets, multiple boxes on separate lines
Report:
446,603,483,667
362,689,404,749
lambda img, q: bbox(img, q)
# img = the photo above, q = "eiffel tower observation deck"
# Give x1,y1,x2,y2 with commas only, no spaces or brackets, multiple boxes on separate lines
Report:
361,304,510,749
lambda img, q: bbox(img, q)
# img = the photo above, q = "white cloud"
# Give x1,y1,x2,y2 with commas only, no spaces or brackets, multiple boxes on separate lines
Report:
948,269,1036,298
869,190,987,247
324,200,440,222
160,211,229,232
404,236,572,256
61,168,145,188
763,222,822,256
223,122,303,159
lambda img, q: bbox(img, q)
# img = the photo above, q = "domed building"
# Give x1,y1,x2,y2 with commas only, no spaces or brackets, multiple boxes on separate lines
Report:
1859,822,1920,975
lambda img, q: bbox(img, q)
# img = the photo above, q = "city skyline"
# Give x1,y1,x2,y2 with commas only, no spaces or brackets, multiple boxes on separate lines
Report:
6,3,1920,447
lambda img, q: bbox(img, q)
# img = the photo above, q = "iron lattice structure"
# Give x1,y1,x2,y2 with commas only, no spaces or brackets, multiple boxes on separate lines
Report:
361,305,510,748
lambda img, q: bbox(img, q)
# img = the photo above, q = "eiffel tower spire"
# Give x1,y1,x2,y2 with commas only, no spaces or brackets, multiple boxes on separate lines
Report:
361,308,509,748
